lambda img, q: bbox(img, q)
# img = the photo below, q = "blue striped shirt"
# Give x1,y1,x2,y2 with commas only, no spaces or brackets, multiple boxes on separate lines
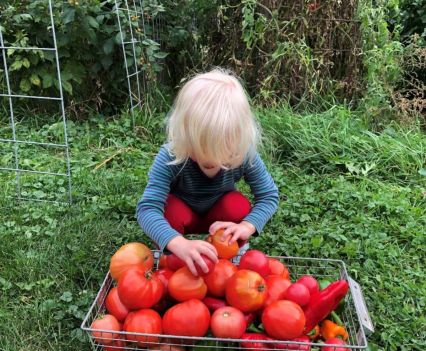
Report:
136,145,279,251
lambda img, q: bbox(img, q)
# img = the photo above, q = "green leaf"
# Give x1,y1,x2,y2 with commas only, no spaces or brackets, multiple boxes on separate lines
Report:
60,291,73,302
10,60,23,71
419,168,426,176
61,80,73,95
30,74,41,86
115,32,124,44
42,73,54,89
153,51,168,59
19,78,31,92
103,39,115,55
22,58,30,68
62,7,75,24
86,15,99,29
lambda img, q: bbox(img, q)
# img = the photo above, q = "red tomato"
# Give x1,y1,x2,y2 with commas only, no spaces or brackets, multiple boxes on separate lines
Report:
168,266,207,302
274,336,311,350
91,314,121,345
105,287,129,322
158,254,168,269
110,242,153,280
124,309,162,347
239,250,270,277
153,268,174,298
202,296,227,312
264,275,292,307
268,258,290,279
262,300,306,340
210,306,246,339
241,333,273,350
117,265,163,310
226,270,268,312
297,275,319,296
195,254,216,276
204,259,238,297
321,338,349,351
162,299,210,337
103,336,126,351
285,283,311,307
166,254,186,271
206,229,239,259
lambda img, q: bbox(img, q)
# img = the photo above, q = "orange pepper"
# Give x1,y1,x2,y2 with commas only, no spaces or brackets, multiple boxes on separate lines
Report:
320,320,349,341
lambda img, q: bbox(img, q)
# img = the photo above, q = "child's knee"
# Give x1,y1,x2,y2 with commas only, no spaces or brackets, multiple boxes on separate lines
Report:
220,191,251,222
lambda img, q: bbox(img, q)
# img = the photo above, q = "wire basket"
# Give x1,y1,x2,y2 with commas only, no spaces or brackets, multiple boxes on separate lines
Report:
81,252,373,351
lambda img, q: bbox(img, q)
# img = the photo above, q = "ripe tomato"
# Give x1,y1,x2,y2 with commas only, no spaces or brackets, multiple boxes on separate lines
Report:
297,275,319,296
168,266,207,302
91,314,121,345
285,283,311,307
103,336,126,351
226,270,268,312
153,268,174,298
158,254,168,268
162,299,210,337
124,309,162,347
268,258,290,279
202,296,227,312
321,338,349,351
262,300,306,340
166,253,186,271
206,229,239,259
117,265,163,310
105,287,129,322
195,254,216,276
110,242,153,280
204,259,237,297
264,275,292,307
239,250,270,277
211,306,246,339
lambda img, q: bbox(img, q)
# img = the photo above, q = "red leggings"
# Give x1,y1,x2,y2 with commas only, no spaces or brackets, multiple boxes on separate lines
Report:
164,191,251,236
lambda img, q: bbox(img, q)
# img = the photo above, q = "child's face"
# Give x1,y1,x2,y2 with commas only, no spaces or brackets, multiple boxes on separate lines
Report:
190,155,222,178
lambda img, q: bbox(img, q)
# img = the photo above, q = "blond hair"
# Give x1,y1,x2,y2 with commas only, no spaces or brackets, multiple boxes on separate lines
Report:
166,68,260,168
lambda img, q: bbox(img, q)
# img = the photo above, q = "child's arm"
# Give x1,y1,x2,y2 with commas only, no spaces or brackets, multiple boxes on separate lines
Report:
136,147,217,275
209,153,279,243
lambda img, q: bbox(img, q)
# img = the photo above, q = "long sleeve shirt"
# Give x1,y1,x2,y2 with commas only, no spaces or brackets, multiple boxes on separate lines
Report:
136,145,279,251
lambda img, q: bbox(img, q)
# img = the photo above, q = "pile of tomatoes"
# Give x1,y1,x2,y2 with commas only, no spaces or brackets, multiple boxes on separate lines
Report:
90,230,348,351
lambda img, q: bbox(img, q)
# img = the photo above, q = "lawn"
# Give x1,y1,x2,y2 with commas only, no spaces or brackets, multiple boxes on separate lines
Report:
0,106,425,351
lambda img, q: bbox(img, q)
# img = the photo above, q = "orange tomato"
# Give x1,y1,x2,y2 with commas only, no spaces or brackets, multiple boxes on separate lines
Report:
206,229,239,260
110,243,154,281
204,259,238,297
168,267,208,302
268,258,290,280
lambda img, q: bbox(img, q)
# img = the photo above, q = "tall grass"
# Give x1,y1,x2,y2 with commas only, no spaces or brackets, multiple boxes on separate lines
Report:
258,105,425,183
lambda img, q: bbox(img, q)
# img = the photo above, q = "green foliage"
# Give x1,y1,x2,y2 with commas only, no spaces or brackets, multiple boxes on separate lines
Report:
400,0,426,41
0,0,166,114
0,106,425,350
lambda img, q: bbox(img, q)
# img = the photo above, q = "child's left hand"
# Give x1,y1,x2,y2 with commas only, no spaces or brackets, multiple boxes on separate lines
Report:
209,221,256,245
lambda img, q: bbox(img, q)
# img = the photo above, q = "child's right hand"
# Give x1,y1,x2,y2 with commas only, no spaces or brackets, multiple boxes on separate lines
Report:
166,235,218,276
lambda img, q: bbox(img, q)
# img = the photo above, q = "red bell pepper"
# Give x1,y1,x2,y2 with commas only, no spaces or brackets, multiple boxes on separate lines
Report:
274,336,311,350
304,280,349,331
321,338,350,351
241,333,273,350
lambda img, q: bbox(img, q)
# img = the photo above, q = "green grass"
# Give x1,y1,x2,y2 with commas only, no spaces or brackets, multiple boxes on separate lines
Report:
0,106,425,351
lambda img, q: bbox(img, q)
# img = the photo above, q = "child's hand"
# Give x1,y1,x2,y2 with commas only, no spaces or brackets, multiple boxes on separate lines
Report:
209,221,256,245
166,235,218,276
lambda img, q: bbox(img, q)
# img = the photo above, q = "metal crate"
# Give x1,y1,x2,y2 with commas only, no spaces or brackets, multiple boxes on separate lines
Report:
81,252,373,351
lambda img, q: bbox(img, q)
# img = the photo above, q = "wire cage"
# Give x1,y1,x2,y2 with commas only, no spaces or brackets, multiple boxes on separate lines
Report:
0,0,72,204
81,252,374,351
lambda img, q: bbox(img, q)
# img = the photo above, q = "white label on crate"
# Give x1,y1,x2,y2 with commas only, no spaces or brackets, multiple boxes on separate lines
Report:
348,276,375,336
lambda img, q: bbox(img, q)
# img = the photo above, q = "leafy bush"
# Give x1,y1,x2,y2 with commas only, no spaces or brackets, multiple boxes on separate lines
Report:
0,0,166,115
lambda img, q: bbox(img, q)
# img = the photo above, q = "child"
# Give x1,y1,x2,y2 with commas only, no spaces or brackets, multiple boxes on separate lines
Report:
136,68,279,276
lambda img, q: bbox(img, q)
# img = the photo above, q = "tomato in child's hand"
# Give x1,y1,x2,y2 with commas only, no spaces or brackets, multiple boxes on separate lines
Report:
195,254,216,276
207,229,239,259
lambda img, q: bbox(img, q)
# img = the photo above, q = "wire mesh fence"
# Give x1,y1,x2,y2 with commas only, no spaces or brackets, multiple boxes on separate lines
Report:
0,0,72,204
